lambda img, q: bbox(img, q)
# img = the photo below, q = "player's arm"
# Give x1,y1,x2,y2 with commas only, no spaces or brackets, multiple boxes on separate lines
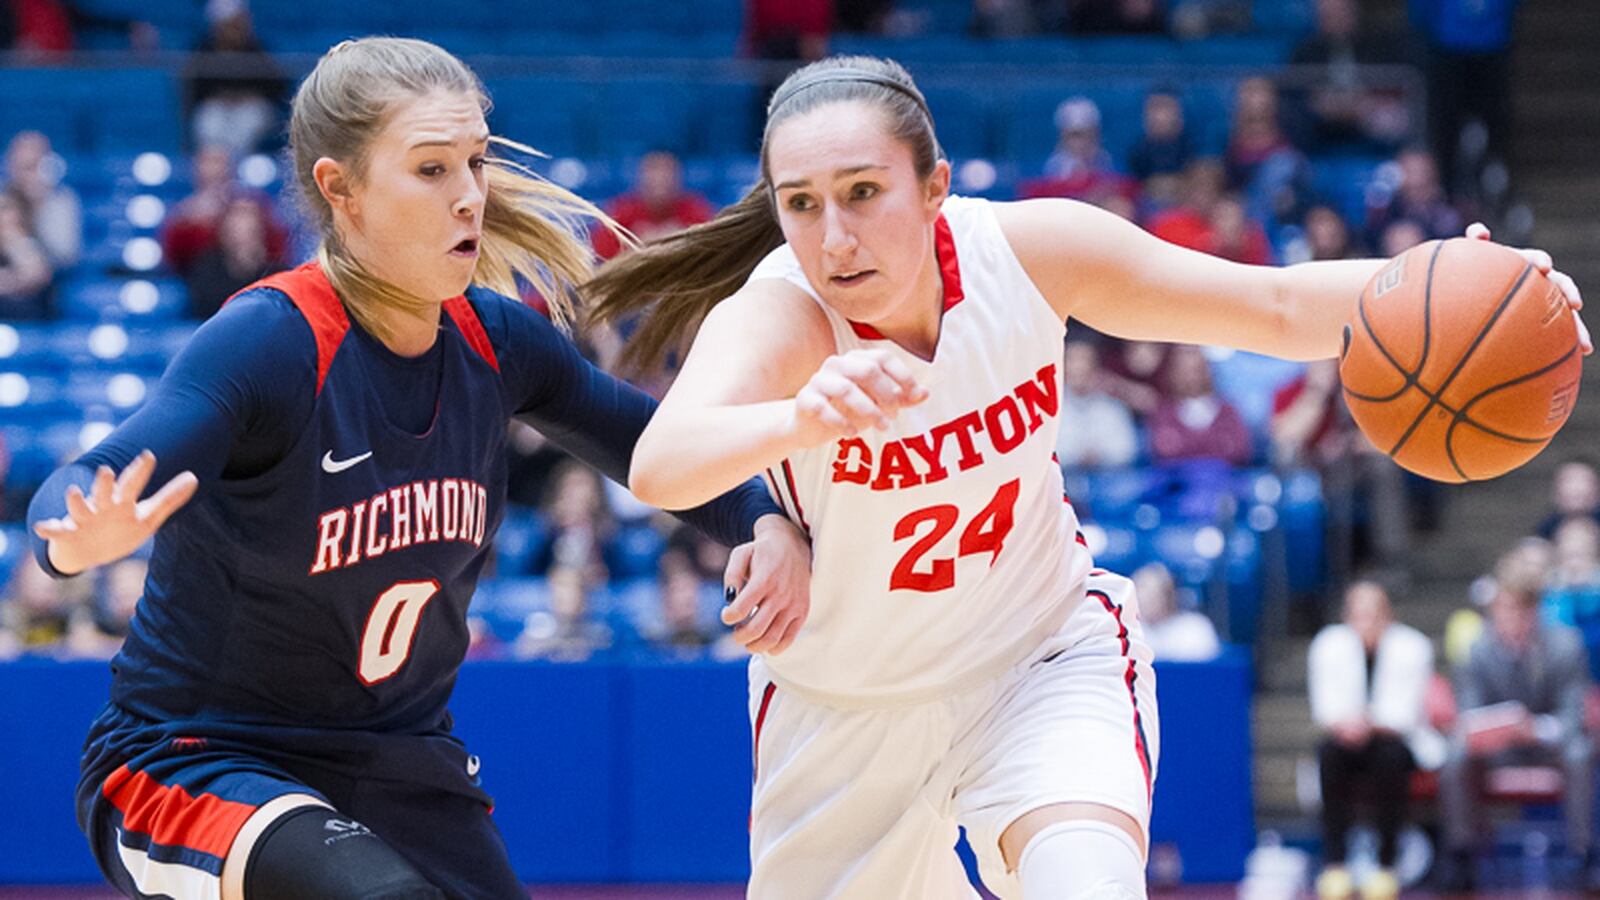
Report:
995,197,1384,361
997,200,1589,360
627,280,926,511
500,295,783,547
27,294,310,575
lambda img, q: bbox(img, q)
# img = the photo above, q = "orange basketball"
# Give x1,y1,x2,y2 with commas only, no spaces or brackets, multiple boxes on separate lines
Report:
1339,238,1584,483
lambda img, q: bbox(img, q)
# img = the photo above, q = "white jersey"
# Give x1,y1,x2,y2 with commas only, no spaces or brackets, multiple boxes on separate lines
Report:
749,195,1095,706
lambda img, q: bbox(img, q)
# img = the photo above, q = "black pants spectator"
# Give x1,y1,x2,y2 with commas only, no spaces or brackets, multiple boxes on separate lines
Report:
1320,734,1416,866
1427,48,1512,189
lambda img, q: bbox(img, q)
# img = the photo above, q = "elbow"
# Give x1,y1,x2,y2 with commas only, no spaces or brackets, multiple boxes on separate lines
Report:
627,450,695,512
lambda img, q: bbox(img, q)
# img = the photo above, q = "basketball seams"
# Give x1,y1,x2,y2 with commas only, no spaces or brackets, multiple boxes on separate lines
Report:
1442,341,1582,480
1345,242,1446,405
1387,260,1534,457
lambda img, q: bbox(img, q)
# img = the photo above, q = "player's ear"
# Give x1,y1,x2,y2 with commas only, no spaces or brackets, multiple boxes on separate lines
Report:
923,159,951,219
313,157,356,216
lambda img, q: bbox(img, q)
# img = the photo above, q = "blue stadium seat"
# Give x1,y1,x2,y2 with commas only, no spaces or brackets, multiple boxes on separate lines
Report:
0,324,69,374
0,372,74,424
920,85,995,160
594,78,700,157
60,277,189,323
494,507,551,577
604,524,667,582
485,78,593,159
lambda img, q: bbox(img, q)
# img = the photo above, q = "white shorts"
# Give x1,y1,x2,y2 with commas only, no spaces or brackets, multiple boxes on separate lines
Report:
746,571,1160,900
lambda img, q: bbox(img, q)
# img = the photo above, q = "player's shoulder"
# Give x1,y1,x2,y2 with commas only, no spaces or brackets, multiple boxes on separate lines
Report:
461,285,561,347
193,285,316,361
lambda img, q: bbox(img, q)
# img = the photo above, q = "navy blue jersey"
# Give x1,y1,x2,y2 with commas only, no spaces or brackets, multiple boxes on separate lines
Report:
30,262,779,734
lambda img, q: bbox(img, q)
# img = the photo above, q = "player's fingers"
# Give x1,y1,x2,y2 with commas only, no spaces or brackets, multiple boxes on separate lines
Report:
1465,222,1491,241
114,450,156,505
732,598,782,647
32,519,74,541
90,465,116,510
1551,270,1583,310
768,613,804,656
64,485,94,524
844,365,908,411
827,384,890,431
139,472,199,529
1574,310,1593,356
1516,248,1553,273
722,547,760,625
876,355,928,403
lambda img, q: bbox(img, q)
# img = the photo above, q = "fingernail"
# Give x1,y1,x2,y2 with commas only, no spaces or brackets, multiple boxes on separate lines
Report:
724,585,736,605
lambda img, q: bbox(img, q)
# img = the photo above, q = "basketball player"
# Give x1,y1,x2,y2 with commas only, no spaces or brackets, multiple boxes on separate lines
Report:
584,56,1587,899
26,39,811,900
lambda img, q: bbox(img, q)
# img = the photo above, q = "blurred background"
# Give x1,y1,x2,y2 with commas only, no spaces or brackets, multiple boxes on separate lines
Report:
0,0,1596,895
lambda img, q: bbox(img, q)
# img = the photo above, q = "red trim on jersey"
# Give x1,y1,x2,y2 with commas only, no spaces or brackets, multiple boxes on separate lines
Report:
780,460,809,533
847,213,965,340
443,296,501,372
101,764,258,859
761,468,792,522
752,681,778,780
1089,589,1154,800
237,262,351,395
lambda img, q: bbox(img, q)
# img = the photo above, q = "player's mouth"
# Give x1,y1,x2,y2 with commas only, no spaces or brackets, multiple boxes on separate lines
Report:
449,237,480,258
829,268,876,287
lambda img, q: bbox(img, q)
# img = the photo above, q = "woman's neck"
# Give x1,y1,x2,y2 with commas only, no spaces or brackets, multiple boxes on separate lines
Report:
864,239,945,359
372,301,443,357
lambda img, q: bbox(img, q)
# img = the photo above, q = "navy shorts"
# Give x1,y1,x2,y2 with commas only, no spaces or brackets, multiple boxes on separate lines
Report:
76,702,524,900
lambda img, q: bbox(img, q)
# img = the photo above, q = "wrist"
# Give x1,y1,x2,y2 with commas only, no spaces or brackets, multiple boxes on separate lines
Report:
45,540,87,577
752,512,795,539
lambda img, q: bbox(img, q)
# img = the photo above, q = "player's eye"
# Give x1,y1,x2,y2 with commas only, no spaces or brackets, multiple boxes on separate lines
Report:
419,163,445,177
849,183,880,201
786,194,815,212
468,156,486,171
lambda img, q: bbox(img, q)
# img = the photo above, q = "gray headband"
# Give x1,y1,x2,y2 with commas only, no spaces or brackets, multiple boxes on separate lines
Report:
767,68,932,122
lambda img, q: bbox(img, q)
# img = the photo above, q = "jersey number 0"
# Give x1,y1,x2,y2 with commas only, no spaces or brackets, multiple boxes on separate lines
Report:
889,479,1020,592
358,580,442,684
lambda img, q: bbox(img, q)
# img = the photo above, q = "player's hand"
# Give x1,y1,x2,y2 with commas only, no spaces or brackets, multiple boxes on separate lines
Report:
1466,222,1591,355
31,451,198,575
789,349,928,448
722,514,811,655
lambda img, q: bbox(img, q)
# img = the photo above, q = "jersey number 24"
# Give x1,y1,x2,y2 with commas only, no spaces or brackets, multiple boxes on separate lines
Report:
889,479,1019,592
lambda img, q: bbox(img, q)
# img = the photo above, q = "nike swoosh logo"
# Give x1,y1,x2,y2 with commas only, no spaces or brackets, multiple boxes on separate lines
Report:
321,450,373,474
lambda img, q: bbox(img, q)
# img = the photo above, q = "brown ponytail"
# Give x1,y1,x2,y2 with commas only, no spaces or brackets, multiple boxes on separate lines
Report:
582,183,784,372
583,55,940,373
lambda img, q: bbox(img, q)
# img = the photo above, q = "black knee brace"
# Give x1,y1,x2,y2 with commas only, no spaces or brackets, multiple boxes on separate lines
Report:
245,805,445,900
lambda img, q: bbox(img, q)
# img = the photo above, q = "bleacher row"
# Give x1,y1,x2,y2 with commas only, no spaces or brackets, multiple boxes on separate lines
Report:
63,0,1314,53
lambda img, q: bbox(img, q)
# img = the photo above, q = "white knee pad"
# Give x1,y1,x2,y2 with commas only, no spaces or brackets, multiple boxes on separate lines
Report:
1017,819,1146,900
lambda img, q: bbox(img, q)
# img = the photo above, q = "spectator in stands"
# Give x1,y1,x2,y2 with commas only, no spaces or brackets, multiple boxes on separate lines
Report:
1021,96,1131,203
1546,517,1600,628
1068,0,1167,34
647,547,721,657
1272,359,1410,578
1057,338,1139,469
1225,77,1296,192
1377,217,1426,258
1149,344,1252,466
1149,157,1225,253
513,564,612,663
1,0,73,54
0,554,90,655
1366,146,1464,246
969,0,1059,37
1309,579,1437,900
160,144,287,277
743,0,832,143
1207,194,1272,265
3,130,80,269
1302,204,1360,261
1129,88,1193,207
1411,0,1519,188
183,0,285,156
1133,562,1220,661
591,152,715,261
183,196,275,318
1288,0,1409,155
1437,556,1599,893
1536,459,1600,540
1097,339,1173,417
535,460,613,585
0,191,52,318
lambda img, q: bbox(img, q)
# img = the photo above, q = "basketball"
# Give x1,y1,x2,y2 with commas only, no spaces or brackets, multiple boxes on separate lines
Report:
1339,238,1584,483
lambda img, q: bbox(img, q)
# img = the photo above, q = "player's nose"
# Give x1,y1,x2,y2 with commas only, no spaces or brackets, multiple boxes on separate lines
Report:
820,204,857,257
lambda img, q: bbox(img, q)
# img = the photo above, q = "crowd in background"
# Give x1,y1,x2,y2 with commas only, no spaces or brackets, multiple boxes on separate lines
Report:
0,0,1549,669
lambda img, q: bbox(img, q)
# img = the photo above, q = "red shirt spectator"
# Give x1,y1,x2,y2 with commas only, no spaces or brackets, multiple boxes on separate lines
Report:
1149,345,1253,465
592,152,714,260
160,145,288,276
